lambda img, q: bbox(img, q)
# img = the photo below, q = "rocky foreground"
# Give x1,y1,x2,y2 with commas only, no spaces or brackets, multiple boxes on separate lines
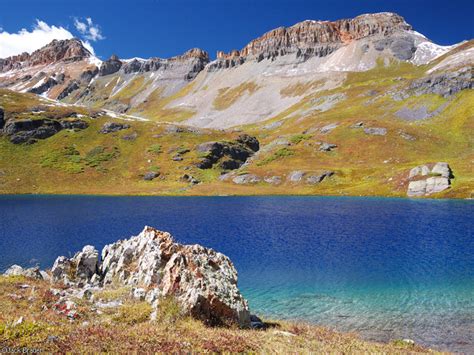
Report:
1,227,437,352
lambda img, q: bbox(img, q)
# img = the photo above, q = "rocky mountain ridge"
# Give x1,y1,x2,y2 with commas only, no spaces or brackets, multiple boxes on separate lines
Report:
214,13,412,65
0,38,92,73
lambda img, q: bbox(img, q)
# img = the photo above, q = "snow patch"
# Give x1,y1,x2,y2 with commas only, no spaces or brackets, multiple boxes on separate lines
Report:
411,41,456,65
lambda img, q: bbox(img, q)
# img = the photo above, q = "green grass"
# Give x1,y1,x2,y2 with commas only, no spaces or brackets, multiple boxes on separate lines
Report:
147,144,162,155
256,148,295,167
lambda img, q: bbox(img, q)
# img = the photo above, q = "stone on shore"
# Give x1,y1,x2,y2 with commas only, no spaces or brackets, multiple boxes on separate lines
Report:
407,162,453,197
50,226,251,327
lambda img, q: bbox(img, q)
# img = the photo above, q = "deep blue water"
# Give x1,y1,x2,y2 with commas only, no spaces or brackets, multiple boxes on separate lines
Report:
0,196,472,352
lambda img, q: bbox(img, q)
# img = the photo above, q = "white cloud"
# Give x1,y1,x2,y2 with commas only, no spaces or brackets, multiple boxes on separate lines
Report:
0,19,99,59
74,17,104,42
0,20,75,58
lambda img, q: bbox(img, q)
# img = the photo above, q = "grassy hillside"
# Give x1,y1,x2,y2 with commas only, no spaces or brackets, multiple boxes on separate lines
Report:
0,275,437,353
0,59,472,198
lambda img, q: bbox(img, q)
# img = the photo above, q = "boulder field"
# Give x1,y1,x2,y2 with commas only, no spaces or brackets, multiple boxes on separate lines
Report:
4,226,256,328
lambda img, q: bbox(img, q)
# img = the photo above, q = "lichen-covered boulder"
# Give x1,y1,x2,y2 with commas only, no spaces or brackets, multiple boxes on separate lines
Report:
50,226,251,327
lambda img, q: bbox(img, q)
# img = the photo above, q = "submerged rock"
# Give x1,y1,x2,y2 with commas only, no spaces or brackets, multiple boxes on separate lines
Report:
50,226,251,327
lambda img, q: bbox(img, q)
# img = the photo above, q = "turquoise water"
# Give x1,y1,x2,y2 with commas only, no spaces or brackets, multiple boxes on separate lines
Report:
0,196,472,352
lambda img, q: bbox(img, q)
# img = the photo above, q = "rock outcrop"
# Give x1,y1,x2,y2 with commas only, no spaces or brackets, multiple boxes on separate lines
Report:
121,49,209,81
99,122,130,134
4,264,43,279
407,162,453,196
408,68,473,97
98,55,122,76
196,134,259,170
50,226,251,327
2,117,89,144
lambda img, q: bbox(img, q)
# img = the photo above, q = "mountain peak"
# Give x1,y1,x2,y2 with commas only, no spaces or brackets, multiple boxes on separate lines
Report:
214,12,412,63
0,38,92,72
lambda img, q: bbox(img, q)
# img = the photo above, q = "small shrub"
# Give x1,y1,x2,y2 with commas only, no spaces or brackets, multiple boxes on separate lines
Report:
112,301,152,325
289,134,312,144
147,144,162,155
256,148,294,166
155,296,183,324
85,146,119,168
0,321,43,341
95,286,131,302
40,146,84,173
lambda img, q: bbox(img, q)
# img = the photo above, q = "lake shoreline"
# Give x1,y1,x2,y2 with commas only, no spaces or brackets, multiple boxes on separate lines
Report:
0,191,471,201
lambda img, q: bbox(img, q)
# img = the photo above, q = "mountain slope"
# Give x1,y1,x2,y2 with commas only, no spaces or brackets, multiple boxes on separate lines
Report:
0,12,472,197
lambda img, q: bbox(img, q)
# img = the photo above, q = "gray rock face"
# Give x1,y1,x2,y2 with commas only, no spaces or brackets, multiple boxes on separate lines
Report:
407,162,453,197
426,176,451,194
374,36,416,60
1,116,88,144
51,226,251,327
408,68,473,98
60,119,89,130
232,174,261,185
288,170,305,182
120,49,209,81
4,265,43,279
431,162,453,178
407,180,428,197
99,122,130,134
28,77,58,95
73,245,100,281
99,55,122,76
3,118,62,144
58,80,80,100
364,127,387,136
51,246,99,283
409,165,430,179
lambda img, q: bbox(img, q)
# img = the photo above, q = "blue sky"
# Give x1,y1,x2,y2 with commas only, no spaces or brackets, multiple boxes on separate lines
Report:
1,0,473,59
